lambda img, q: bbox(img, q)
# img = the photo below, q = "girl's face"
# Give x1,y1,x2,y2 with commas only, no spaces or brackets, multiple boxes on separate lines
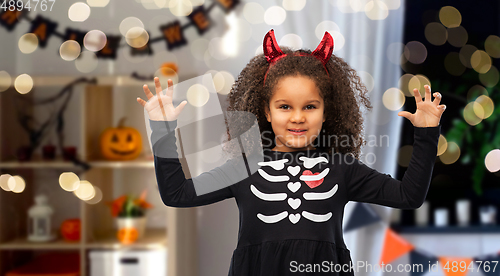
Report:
265,75,325,152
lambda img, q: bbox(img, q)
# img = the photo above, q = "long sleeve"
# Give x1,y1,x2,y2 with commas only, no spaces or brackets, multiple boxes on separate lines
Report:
344,125,441,209
151,119,247,208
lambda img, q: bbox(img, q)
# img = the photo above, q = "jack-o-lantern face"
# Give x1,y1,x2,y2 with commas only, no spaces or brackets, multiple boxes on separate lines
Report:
100,118,143,160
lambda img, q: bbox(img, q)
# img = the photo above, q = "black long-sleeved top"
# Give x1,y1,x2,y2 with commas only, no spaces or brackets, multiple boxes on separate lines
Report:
150,119,440,276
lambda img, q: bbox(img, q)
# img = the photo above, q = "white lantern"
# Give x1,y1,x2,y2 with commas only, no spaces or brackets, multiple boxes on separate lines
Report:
28,194,56,242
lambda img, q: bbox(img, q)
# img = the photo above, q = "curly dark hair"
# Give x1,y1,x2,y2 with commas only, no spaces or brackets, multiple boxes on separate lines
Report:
222,46,372,160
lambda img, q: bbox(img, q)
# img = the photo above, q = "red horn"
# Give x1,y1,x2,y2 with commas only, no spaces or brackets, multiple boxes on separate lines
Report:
311,31,334,66
263,29,285,64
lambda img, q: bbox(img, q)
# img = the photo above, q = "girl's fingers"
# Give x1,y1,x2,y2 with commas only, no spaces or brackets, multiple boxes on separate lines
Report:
154,77,163,96
433,92,442,106
413,88,423,103
143,84,154,100
165,79,173,98
136,97,147,107
424,85,432,102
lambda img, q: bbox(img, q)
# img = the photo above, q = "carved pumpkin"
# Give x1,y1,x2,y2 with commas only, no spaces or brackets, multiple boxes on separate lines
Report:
117,227,139,244
100,117,142,160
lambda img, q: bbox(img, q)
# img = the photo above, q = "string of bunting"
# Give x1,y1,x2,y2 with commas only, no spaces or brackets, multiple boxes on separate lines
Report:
345,202,500,276
0,0,239,59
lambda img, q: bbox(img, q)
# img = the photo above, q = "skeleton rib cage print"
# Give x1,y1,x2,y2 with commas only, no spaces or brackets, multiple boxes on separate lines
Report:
252,156,338,224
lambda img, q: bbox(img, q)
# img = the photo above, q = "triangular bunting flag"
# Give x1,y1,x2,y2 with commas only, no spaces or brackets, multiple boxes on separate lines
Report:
474,253,500,276
344,203,382,232
64,28,86,46
439,256,473,276
380,228,414,265
160,20,187,51
0,9,27,31
215,0,240,13
29,15,58,48
96,35,121,59
410,249,439,276
188,5,212,35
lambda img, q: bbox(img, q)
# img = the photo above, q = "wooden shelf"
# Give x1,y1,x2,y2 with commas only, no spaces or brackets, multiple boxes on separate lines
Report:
0,236,81,250
0,156,155,169
87,228,167,250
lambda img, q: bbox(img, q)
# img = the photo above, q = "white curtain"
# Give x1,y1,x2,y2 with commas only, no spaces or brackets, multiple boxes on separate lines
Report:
196,1,406,275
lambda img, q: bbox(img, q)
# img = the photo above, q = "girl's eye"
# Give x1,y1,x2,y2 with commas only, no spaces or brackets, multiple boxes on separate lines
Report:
279,105,317,110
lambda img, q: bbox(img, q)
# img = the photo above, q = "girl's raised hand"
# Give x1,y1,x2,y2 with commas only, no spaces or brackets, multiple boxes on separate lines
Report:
136,77,187,121
398,85,446,127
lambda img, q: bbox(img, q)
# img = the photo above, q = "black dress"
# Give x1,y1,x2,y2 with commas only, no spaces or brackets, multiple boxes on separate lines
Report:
150,119,440,276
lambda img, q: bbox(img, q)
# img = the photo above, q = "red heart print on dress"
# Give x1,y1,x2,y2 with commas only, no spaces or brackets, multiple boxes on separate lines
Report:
302,170,324,189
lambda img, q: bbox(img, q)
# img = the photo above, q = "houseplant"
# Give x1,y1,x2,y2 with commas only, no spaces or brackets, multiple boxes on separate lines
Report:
106,189,153,244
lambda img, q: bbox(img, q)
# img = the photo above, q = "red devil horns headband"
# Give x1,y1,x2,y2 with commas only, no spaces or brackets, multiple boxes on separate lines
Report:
263,29,334,86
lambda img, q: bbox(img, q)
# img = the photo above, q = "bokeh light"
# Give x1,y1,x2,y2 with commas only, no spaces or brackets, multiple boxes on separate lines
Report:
479,65,499,88
190,38,209,61
213,71,235,95
169,0,192,16
125,27,149,48
447,26,467,47
87,0,110,7
119,17,144,37
484,35,500,58
404,41,427,64
8,175,25,193
463,101,483,126
398,73,414,97
85,185,103,204
283,0,305,11
439,141,460,165
365,0,389,21
439,6,461,28
475,95,494,119
73,180,95,200
471,50,492,74
264,6,286,25
14,74,33,94
425,22,447,46
437,135,448,156
186,84,210,107
60,40,81,61
69,2,91,22
485,149,500,173
0,71,12,92
243,2,265,24
466,85,488,102
280,33,303,50
75,51,98,73
84,30,107,52
0,174,12,191
459,44,478,68
59,172,80,192
382,88,405,111
18,33,38,54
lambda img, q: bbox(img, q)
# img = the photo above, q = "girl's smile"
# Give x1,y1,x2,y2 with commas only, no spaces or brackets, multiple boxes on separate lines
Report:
265,75,326,152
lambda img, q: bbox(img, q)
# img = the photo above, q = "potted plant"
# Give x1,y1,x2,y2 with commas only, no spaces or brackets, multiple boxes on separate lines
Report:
106,189,153,244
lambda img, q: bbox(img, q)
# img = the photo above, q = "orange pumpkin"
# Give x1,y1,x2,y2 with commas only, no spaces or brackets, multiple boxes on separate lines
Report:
60,218,81,242
160,62,178,76
117,227,139,244
100,117,142,160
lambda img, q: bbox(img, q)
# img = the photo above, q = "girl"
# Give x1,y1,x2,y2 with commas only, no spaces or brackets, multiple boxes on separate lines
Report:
136,29,445,276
